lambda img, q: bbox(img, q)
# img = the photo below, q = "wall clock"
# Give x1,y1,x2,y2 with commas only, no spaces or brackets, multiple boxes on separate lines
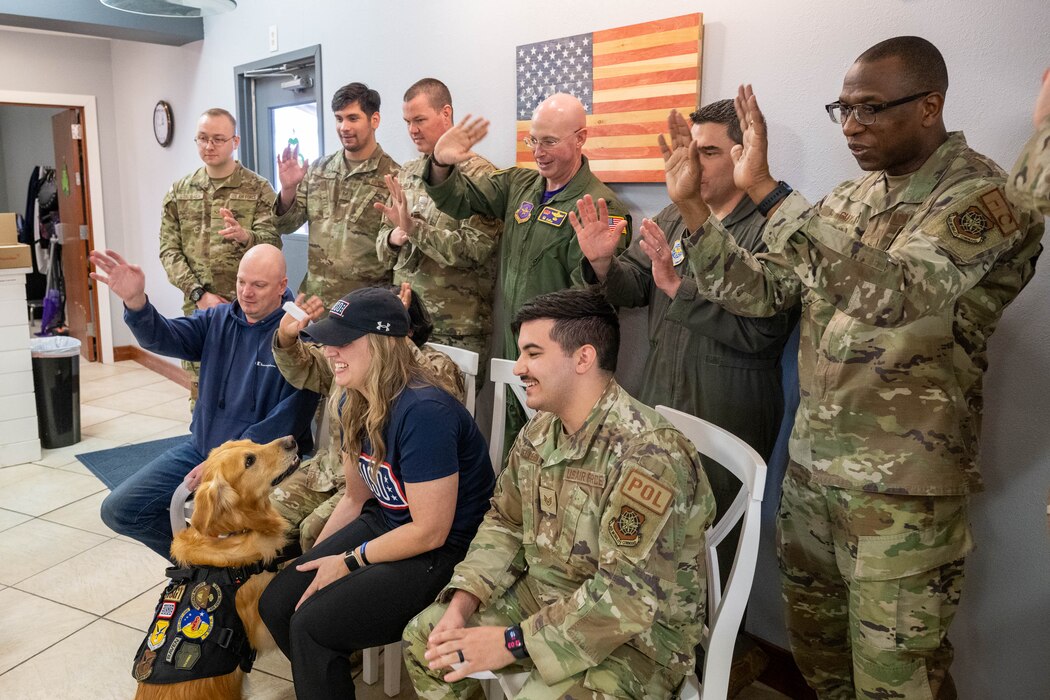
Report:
153,100,174,147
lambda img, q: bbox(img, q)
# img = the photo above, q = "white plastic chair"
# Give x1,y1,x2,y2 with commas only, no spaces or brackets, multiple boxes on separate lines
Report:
362,343,480,697
472,405,766,700
487,357,536,474
169,481,193,535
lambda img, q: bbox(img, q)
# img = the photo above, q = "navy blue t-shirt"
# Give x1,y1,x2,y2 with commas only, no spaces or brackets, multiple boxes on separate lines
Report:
353,384,495,549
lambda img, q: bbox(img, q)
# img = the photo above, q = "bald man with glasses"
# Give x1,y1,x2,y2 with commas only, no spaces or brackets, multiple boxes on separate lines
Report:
159,107,280,400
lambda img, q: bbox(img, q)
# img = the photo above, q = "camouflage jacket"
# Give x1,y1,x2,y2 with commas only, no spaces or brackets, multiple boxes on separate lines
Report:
586,199,796,458
158,164,279,313
440,380,715,684
273,334,466,493
1007,115,1050,215
376,155,502,343
684,132,1044,495
274,146,399,303
424,156,631,359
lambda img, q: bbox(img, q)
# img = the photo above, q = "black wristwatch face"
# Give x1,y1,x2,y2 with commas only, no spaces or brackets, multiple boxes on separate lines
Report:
343,551,361,572
189,287,205,302
505,625,527,659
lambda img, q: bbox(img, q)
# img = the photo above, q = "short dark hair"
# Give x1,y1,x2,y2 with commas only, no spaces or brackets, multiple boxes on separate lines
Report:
689,99,741,145
511,289,619,373
390,286,434,348
201,107,236,132
404,78,453,113
856,36,949,94
332,82,381,117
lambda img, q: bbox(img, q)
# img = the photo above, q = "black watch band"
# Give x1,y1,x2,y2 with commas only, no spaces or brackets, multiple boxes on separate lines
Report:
756,181,792,217
189,286,206,303
343,549,362,572
504,624,528,659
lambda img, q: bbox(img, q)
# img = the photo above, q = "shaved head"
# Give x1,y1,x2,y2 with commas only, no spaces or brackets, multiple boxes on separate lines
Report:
237,244,287,322
528,93,588,188
533,92,587,131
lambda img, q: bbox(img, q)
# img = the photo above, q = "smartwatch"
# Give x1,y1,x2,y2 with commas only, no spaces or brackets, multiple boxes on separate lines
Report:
504,624,528,659
756,181,793,217
343,549,363,572
189,286,206,303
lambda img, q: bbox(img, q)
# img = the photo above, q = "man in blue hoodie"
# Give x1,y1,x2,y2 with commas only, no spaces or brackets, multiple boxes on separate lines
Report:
91,244,319,558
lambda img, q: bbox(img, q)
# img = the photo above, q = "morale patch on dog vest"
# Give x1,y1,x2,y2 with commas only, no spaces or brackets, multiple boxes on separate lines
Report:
133,649,157,681
191,582,222,612
174,642,202,671
146,620,169,651
621,467,672,515
178,608,212,640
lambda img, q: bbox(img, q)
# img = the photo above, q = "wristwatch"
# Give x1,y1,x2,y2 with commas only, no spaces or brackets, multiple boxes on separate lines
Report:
756,181,793,217
343,549,363,572
189,286,206,303
504,624,528,659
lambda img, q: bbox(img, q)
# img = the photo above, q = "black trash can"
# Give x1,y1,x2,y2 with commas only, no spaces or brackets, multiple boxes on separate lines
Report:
30,337,81,449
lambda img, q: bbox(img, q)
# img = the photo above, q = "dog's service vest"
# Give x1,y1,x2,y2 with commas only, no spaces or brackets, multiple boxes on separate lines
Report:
131,564,263,684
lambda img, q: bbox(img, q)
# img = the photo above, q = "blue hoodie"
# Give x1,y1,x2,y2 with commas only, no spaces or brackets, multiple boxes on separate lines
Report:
124,289,318,456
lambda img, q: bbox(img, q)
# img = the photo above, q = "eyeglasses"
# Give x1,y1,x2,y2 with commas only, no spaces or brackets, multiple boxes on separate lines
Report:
523,128,583,150
194,135,234,146
824,91,933,126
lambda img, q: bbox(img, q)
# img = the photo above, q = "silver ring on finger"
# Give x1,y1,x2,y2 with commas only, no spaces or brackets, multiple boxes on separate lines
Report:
456,649,465,664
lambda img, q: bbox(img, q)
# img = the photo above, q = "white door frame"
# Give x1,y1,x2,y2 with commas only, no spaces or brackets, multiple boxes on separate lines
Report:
0,89,113,363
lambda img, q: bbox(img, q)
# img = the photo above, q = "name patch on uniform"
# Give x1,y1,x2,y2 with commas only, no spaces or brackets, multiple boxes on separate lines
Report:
609,505,645,546
670,240,685,266
979,189,1019,235
608,215,627,235
538,206,568,227
946,205,993,244
621,467,672,515
358,454,409,510
515,201,534,224
565,468,606,489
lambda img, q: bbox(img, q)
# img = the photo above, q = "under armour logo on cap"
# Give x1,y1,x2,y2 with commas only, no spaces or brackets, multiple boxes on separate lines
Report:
376,321,390,331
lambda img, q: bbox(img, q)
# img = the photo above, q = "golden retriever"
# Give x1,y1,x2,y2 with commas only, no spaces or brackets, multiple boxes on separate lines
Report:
133,436,299,700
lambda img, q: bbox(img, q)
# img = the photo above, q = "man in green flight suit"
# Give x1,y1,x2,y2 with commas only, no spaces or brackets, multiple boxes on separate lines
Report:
423,92,631,451
274,82,399,303
643,37,1044,699
158,107,280,401
403,288,715,699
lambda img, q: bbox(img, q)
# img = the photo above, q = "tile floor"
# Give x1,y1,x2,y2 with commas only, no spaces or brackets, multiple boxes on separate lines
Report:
0,358,790,699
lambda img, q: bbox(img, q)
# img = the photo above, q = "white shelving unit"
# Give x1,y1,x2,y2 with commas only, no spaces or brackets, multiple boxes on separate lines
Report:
0,267,42,464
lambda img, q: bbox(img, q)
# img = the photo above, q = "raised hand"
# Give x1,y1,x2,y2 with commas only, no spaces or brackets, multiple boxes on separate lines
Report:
397,282,413,309
659,109,703,205
637,219,681,299
569,194,628,280
1033,67,1050,129
276,293,325,347
217,207,249,244
276,143,309,194
433,115,489,167
732,84,777,199
374,174,415,242
89,249,148,310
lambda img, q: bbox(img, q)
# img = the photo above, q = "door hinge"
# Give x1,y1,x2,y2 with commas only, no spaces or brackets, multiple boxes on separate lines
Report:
86,322,95,336
70,124,82,140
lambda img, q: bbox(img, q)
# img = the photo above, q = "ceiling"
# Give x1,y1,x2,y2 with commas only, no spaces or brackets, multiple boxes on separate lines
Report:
0,0,203,46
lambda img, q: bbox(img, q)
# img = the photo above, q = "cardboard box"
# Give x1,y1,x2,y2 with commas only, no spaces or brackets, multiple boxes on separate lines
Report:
0,243,31,270
0,213,16,245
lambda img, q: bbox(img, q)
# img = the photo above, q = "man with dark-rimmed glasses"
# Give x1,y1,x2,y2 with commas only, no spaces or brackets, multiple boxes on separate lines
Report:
644,36,1043,699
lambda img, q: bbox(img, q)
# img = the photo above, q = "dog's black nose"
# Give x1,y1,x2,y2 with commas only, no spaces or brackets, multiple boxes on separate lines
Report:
281,436,297,452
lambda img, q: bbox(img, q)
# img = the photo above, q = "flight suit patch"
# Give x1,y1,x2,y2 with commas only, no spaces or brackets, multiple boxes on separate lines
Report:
609,505,645,546
946,205,993,244
608,215,628,235
621,467,673,515
538,206,567,226
565,468,606,489
670,240,685,266
515,201,534,223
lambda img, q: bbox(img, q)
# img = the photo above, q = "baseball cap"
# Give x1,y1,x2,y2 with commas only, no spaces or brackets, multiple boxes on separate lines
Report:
301,287,410,346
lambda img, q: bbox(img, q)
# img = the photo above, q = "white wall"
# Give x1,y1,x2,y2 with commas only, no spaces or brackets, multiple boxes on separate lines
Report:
7,0,1049,696
0,105,65,214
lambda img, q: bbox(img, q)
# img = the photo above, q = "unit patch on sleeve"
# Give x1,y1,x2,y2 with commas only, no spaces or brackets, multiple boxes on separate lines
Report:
538,206,568,226
608,215,628,235
978,188,1019,235
609,505,645,546
620,466,673,515
946,205,993,244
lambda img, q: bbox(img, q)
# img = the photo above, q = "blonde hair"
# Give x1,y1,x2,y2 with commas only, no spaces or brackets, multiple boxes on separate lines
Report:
332,334,446,479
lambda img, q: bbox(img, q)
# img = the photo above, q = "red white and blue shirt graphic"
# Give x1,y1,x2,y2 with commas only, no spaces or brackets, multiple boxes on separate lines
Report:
358,453,409,511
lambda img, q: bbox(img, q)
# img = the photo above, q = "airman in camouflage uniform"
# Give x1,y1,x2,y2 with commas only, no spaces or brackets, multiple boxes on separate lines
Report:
270,316,466,551
652,38,1043,699
403,289,715,700
274,82,398,303
159,108,280,399
1007,69,1050,215
376,79,502,365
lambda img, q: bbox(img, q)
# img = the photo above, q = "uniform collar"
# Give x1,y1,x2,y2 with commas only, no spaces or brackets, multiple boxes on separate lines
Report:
720,193,760,228
525,378,622,465
190,162,244,190
529,155,596,203
849,131,969,210
325,143,388,178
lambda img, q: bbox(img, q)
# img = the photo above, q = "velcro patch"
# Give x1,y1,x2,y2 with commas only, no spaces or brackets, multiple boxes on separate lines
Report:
946,205,993,244
565,468,606,489
979,188,1019,235
609,505,645,546
330,299,349,318
608,215,627,235
538,206,568,226
621,467,672,515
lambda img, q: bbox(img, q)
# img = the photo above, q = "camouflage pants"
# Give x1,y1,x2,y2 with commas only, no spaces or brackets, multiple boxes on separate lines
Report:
777,463,970,700
403,580,682,700
270,469,341,552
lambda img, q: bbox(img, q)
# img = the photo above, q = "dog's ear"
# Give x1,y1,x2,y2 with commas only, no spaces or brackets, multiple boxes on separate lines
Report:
191,474,240,537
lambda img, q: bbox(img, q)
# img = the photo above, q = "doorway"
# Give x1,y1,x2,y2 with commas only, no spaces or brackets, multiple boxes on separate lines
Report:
0,99,107,362
234,46,323,294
